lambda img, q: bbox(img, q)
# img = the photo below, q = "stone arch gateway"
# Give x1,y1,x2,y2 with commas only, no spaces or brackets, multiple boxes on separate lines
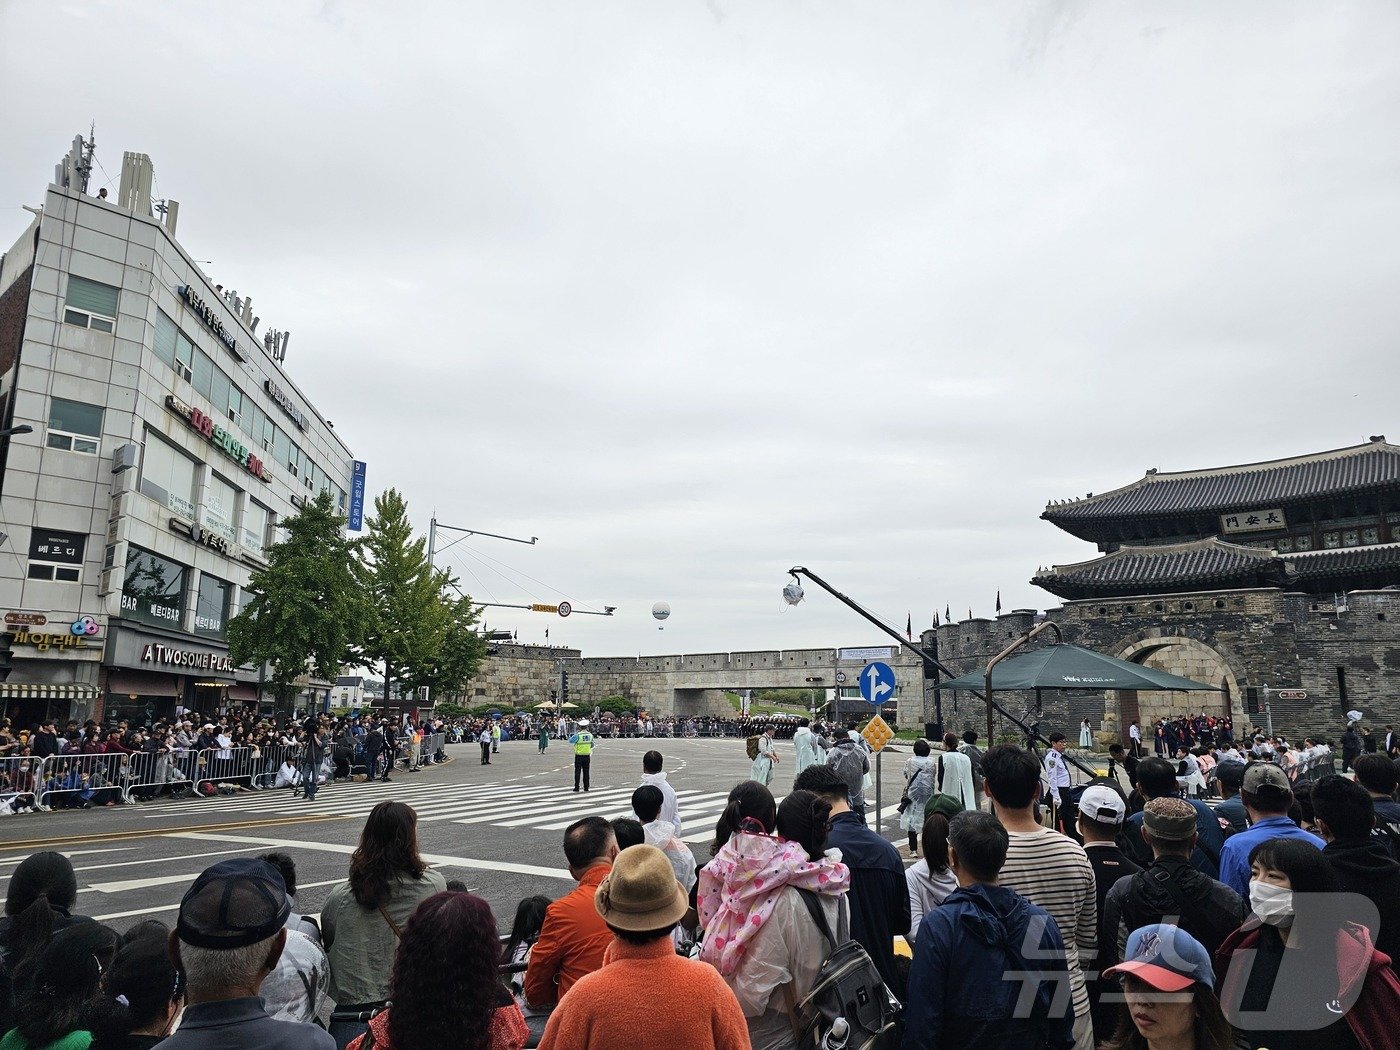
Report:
1108,633,1246,734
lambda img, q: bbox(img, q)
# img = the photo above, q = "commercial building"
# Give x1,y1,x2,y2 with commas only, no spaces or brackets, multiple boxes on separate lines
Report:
0,135,360,728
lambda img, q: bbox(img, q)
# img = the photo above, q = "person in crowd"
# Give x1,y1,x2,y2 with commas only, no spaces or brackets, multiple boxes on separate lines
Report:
569,719,595,793
363,722,388,782
793,764,909,996
639,750,681,831
347,891,525,1050
504,896,552,1043
261,852,321,944
901,739,939,856
1216,838,1400,1049
322,802,446,1047
632,785,696,891
1213,761,1248,834
478,726,492,766
699,789,850,1050
610,817,645,850
1217,763,1324,897
959,729,985,806
1312,774,1400,960
1121,757,1226,878
1341,722,1362,774
1352,753,1400,831
524,816,618,1011
540,845,750,1050
1043,733,1073,833
709,780,778,857
750,725,779,786
157,858,333,1049
905,810,957,941
0,852,94,1032
824,729,870,823
537,720,549,754
1080,718,1093,750
981,744,1096,1050
902,809,1075,1050
1102,797,1246,972
0,923,118,1050
938,732,977,812
1074,784,1142,1042
85,923,183,1050
301,720,327,803
1099,924,1235,1050
791,718,828,776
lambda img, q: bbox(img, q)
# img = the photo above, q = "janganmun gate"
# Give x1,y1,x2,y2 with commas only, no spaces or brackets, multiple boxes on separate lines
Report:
467,438,1400,743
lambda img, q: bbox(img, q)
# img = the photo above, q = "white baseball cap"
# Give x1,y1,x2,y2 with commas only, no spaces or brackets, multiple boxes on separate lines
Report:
578,719,590,727
1078,784,1126,824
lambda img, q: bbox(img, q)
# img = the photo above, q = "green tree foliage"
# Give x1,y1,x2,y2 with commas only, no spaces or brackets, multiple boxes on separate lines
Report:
596,695,637,715
227,490,365,712
353,490,442,706
415,593,488,700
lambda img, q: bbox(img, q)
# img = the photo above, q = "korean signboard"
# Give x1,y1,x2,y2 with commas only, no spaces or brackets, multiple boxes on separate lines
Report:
1220,509,1286,535
348,461,367,532
28,528,86,565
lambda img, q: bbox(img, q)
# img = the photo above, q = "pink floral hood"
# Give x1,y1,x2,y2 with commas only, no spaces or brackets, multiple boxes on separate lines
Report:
697,831,850,976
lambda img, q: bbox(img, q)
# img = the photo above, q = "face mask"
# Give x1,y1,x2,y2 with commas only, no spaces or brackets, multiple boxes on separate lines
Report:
1250,880,1295,927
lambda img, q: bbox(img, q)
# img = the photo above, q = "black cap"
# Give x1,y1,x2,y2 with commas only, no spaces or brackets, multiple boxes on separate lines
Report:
176,858,290,949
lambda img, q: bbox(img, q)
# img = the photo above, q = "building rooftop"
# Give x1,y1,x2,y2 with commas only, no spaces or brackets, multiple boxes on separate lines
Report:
1043,437,1400,524
1033,538,1283,599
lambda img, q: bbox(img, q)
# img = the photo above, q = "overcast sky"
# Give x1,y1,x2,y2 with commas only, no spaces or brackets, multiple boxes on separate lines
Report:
3,1,1397,658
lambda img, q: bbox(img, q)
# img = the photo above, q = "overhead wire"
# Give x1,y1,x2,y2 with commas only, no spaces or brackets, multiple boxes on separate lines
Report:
457,542,603,612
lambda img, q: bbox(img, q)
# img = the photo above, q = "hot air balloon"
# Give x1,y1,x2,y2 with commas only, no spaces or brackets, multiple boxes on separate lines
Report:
653,602,670,630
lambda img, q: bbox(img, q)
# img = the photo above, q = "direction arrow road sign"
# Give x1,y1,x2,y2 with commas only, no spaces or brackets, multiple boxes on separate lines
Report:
859,661,895,706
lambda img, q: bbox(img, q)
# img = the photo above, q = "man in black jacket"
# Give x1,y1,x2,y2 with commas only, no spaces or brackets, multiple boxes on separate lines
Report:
363,723,388,782
1101,797,1245,973
1313,774,1400,960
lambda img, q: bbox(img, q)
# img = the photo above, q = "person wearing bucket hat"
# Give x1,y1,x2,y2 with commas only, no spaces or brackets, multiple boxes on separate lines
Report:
538,846,749,1050
1100,924,1233,1050
159,858,334,1049
1217,762,1324,897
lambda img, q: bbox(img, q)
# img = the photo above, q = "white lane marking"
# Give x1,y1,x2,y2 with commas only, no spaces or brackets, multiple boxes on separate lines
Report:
0,847,137,864
168,831,576,881
90,876,347,922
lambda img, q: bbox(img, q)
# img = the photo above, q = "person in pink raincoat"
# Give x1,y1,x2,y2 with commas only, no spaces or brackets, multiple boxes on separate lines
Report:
698,787,851,1050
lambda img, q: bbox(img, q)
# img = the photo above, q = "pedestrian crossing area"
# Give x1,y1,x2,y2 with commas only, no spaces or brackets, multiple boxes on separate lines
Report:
133,777,752,843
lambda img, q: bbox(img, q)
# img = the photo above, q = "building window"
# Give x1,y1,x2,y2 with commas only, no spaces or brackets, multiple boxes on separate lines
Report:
193,573,232,638
63,275,118,332
120,546,186,628
203,473,239,543
192,349,215,401
242,500,270,557
27,563,81,582
174,331,195,382
153,310,178,368
138,434,199,519
46,397,104,454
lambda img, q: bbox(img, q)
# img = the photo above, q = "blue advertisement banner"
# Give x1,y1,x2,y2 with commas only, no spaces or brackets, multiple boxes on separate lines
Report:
348,461,368,532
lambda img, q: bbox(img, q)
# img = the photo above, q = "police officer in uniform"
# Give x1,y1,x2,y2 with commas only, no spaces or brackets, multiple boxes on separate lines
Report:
570,718,595,792
1044,731,1072,833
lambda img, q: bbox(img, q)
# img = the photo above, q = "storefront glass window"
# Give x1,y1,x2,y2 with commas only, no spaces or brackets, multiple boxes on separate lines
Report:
121,546,186,628
138,434,198,518
203,473,239,543
193,573,232,638
242,501,269,556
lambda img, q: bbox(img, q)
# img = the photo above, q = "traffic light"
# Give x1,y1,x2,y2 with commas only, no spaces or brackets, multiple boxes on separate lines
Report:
0,632,13,683
559,670,570,703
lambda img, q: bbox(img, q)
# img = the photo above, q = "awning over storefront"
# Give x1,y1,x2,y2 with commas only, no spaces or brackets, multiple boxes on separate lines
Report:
107,671,180,697
0,683,99,700
227,684,259,702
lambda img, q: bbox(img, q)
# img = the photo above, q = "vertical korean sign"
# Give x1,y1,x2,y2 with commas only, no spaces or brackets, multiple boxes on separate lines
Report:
348,461,368,532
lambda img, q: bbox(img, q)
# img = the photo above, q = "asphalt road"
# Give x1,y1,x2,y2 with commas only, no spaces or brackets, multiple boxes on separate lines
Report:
0,737,1110,935
0,737,923,933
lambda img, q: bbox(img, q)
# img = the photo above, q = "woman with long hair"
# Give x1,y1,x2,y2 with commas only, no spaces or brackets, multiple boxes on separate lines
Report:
0,852,94,1033
1,922,119,1050
504,895,552,1044
323,801,447,1048
1100,924,1234,1050
1215,837,1400,1049
84,924,182,1050
905,810,957,941
347,892,526,1050
698,789,850,1050
708,779,778,857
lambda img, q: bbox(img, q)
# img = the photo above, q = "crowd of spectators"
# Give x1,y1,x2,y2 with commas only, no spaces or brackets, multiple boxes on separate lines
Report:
7,717,1400,1049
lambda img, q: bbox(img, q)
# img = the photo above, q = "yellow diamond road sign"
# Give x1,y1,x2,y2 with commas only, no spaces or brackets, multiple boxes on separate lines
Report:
862,713,894,753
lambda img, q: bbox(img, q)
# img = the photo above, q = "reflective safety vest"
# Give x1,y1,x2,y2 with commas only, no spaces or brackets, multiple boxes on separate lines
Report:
574,731,594,755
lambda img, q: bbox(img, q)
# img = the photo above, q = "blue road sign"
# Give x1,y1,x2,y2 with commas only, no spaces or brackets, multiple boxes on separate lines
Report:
348,461,368,531
859,661,896,706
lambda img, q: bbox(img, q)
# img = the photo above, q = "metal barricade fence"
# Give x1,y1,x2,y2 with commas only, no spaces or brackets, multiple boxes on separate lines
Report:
255,743,305,789
0,755,41,812
36,752,129,808
122,747,203,802
192,745,260,795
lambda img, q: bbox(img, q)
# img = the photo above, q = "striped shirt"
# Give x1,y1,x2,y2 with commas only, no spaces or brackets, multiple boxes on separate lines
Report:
999,828,1097,1018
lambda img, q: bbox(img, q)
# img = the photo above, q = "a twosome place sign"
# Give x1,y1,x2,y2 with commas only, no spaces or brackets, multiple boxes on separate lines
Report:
264,379,307,430
140,642,234,673
178,285,237,355
166,396,270,482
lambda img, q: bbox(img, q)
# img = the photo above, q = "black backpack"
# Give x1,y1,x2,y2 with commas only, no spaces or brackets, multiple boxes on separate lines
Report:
785,889,901,1049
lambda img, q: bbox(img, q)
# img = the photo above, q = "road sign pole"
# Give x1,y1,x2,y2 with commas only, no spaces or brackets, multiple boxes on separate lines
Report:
875,749,881,832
